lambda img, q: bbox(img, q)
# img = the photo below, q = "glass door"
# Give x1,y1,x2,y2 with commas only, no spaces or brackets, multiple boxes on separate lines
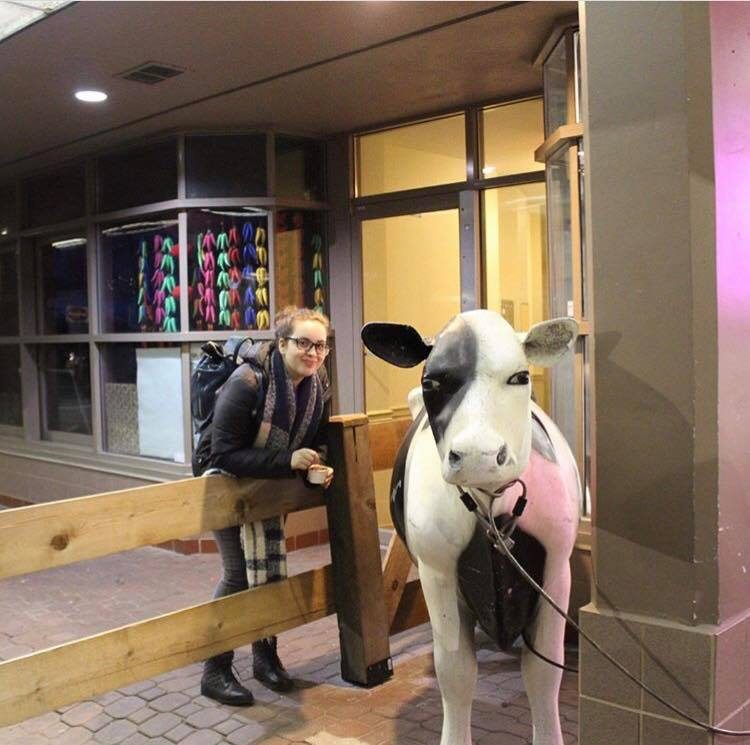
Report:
360,207,461,525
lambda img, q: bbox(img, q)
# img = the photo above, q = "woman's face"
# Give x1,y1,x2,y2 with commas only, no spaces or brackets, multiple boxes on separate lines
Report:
278,319,329,383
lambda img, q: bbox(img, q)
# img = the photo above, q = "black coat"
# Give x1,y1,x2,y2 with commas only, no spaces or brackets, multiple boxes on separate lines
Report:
192,343,331,478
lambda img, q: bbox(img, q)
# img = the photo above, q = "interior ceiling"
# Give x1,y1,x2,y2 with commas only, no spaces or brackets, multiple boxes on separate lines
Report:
0,0,576,183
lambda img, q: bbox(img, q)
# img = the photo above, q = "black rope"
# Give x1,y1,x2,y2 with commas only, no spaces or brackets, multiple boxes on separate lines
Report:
521,628,578,674
458,485,750,737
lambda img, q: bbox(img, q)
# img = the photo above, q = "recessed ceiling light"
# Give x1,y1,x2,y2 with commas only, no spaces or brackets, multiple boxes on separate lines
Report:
74,90,108,103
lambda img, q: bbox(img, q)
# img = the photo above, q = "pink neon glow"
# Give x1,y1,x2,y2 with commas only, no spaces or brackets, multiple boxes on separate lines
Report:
711,2,750,620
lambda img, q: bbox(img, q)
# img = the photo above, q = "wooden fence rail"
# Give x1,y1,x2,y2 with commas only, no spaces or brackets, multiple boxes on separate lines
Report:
0,414,400,728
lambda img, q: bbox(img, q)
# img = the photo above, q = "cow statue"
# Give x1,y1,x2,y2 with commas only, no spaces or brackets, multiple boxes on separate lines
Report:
362,309,581,745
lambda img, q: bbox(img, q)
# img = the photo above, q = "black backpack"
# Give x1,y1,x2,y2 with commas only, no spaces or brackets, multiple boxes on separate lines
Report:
191,336,256,435
191,336,269,476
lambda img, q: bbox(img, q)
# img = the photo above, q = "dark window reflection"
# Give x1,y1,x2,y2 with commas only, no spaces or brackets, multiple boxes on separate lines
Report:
0,244,19,336
41,344,91,435
0,345,22,427
275,137,325,201
37,237,88,334
186,135,266,198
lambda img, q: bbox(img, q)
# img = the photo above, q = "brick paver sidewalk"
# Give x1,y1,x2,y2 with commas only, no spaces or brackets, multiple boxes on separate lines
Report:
0,543,578,744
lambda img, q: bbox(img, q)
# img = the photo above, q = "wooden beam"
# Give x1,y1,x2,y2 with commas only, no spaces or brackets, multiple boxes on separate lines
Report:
0,566,334,728
368,416,412,471
381,532,415,627
390,578,429,635
326,418,393,686
534,123,584,163
0,475,325,580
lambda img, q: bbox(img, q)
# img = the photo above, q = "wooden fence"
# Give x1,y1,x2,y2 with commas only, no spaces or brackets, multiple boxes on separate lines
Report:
0,414,426,728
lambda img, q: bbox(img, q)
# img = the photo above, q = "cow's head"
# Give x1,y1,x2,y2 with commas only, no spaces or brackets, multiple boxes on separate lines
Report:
362,310,578,489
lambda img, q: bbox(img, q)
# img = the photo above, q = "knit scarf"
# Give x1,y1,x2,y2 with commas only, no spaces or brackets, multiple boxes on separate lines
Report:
243,348,324,588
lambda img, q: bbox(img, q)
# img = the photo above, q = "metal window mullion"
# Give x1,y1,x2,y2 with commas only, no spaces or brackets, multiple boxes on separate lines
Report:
180,343,193,466
564,29,577,127
459,190,480,312
177,135,186,200
89,339,103,453
567,145,583,319
86,221,99,335
465,107,479,184
267,209,276,322
266,132,276,197
87,205,102,451
351,212,364,413
178,211,189,333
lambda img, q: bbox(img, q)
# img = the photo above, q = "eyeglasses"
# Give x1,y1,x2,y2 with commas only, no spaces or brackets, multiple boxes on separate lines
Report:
284,336,330,356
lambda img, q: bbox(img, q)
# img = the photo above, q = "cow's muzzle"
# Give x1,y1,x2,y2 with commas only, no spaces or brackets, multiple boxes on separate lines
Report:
444,445,517,486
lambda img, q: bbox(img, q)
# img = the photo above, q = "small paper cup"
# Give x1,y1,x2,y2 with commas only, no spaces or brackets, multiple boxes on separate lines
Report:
307,465,333,484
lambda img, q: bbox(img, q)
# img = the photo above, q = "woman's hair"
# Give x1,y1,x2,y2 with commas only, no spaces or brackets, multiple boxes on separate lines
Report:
274,306,330,341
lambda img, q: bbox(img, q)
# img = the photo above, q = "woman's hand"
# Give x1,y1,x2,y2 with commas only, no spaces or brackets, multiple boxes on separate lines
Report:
291,448,320,471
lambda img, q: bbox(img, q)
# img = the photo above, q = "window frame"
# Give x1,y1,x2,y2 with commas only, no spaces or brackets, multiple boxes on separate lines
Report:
0,130,331,477
535,22,595,524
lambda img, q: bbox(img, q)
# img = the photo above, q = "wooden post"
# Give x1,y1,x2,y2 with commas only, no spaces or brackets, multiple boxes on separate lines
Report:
325,414,393,687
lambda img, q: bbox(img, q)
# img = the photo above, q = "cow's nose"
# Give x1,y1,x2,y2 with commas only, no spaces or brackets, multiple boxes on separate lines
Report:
448,450,463,469
496,444,508,466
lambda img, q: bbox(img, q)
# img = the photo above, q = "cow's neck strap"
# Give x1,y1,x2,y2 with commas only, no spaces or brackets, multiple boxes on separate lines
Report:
457,479,528,552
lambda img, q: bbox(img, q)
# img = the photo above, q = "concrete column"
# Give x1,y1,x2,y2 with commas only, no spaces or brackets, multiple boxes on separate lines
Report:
578,2,750,743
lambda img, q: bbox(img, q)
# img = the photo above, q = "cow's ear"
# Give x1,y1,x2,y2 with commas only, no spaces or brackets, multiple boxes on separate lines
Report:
522,317,579,367
361,323,432,368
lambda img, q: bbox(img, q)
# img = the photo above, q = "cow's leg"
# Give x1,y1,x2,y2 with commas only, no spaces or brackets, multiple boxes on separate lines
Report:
419,561,476,745
521,555,570,745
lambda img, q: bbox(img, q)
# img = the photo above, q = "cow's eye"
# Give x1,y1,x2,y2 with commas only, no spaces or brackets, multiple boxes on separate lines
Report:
507,371,530,386
423,372,461,394
422,378,441,391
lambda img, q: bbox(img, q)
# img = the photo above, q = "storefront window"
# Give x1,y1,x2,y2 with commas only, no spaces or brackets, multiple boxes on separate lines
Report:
39,344,91,436
23,165,86,229
482,182,549,410
36,235,88,334
481,99,544,178
185,135,267,198
543,36,568,137
356,114,466,197
0,345,22,428
101,343,185,461
275,136,325,202
97,139,177,213
99,218,180,333
275,210,327,315
362,209,461,416
0,242,19,336
0,183,17,235
188,209,270,331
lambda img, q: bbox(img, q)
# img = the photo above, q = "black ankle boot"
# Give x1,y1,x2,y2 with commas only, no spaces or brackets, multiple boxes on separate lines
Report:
252,637,293,692
201,653,254,706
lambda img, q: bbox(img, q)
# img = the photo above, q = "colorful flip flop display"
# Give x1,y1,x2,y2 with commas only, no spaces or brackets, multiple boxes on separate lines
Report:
137,239,151,328
311,232,326,314
189,218,269,331
254,225,270,329
135,232,180,332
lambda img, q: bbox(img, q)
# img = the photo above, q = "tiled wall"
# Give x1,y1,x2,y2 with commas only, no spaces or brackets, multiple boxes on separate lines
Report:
579,605,750,745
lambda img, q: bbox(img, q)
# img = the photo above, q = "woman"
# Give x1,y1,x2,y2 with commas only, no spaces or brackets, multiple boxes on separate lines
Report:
197,306,333,706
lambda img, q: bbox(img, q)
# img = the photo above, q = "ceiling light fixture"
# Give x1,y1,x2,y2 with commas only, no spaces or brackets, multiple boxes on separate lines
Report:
482,165,497,176
74,90,108,103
